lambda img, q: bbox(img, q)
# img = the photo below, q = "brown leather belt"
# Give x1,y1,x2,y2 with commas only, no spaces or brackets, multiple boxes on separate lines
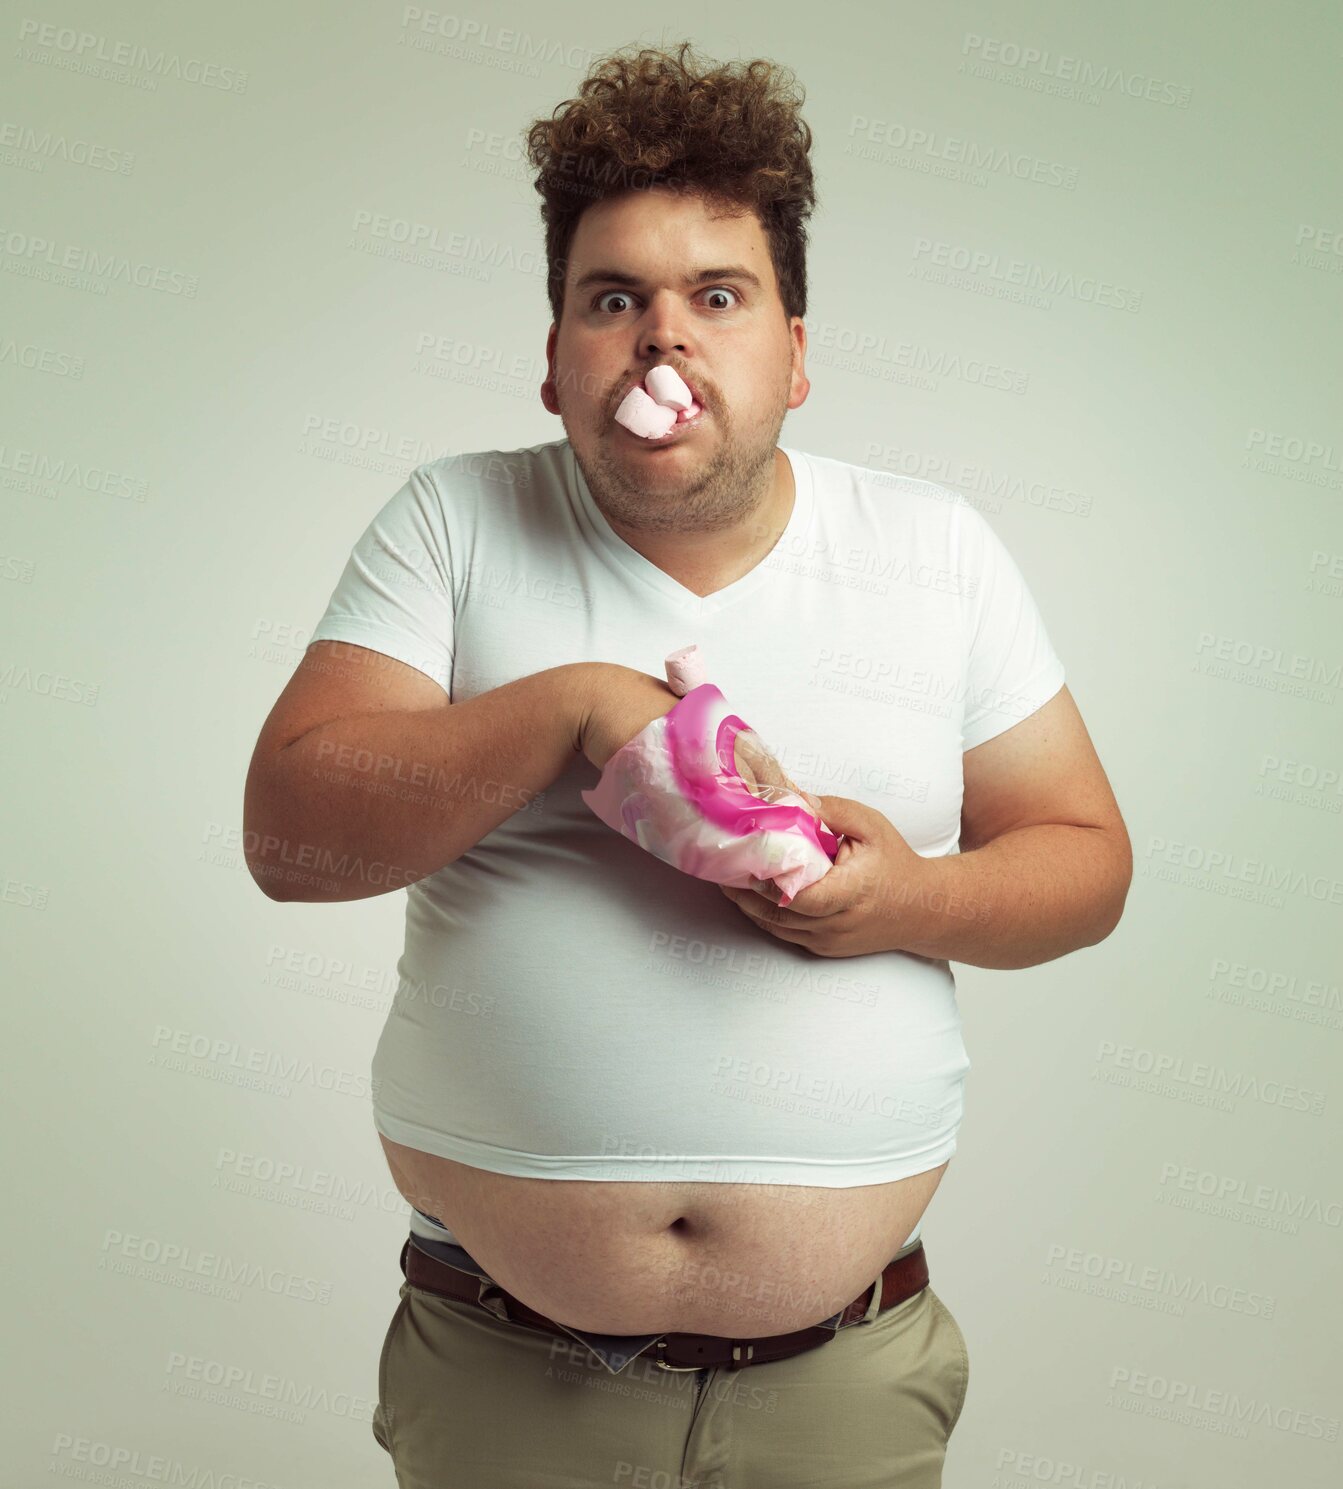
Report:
400,1235,929,1372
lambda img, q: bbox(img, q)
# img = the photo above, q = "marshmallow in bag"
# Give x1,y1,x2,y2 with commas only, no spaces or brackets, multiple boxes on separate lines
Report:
581,646,840,906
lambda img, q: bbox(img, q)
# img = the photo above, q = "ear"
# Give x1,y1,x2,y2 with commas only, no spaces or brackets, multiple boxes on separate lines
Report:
540,322,560,415
786,316,809,411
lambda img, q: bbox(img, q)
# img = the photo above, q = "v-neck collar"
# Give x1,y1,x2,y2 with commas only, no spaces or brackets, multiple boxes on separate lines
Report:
564,439,814,616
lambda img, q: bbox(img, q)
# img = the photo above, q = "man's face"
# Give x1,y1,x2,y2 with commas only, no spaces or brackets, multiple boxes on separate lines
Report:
541,186,808,535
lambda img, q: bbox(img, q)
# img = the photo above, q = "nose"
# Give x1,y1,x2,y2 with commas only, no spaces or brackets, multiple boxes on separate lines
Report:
638,289,692,360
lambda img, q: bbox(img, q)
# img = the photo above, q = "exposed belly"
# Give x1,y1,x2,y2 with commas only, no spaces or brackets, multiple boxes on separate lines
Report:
380,1134,949,1337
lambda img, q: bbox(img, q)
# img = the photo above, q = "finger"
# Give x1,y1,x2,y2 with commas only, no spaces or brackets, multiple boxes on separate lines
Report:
727,884,829,935
775,860,861,918
735,732,793,793
721,881,787,922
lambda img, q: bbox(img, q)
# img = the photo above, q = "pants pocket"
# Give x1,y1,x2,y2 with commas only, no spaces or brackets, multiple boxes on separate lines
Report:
373,1284,411,1455
927,1287,970,1435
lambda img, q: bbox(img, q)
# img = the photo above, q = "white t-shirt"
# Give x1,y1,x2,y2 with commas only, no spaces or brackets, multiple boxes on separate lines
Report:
309,437,1065,1187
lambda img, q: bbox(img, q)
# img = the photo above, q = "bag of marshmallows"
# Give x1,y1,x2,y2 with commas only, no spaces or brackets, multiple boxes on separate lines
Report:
581,646,840,906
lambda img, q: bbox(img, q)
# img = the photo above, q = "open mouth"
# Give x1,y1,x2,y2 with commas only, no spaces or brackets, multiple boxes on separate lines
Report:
674,375,704,410
613,369,707,442
621,407,706,445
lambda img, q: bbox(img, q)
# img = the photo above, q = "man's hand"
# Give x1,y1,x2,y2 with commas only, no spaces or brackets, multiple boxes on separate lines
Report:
730,726,812,804
575,670,815,795
718,793,936,958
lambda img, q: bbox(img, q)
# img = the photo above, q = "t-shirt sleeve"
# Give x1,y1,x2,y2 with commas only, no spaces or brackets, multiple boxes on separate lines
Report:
307,464,456,694
955,501,1066,750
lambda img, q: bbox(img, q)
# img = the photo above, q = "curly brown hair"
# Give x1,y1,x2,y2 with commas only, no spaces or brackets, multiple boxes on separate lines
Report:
523,40,817,329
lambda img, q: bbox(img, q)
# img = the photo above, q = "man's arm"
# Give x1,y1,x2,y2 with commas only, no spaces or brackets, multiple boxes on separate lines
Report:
896,685,1132,970
243,647,682,904
243,642,590,902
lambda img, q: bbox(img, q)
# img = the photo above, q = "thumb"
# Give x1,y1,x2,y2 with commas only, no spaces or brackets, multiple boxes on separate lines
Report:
808,793,871,839
789,786,824,817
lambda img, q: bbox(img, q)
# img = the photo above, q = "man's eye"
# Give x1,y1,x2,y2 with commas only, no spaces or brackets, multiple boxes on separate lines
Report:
593,287,740,313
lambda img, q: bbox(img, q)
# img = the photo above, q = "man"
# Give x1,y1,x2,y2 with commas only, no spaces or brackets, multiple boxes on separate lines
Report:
243,40,1130,1487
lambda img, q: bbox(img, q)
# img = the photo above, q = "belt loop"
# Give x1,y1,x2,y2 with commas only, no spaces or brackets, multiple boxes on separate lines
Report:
859,1272,884,1325
475,1277,513,1323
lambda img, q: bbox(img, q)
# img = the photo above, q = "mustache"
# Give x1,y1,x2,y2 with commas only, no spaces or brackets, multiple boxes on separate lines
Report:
611,366,707,415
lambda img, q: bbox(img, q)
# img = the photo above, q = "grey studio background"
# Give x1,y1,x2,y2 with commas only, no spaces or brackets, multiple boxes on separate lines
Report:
3,2,1341,1485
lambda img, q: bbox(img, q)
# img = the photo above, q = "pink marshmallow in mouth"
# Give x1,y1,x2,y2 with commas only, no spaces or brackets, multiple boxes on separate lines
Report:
614,385,678,438
614,365,703,438
645,364,693,411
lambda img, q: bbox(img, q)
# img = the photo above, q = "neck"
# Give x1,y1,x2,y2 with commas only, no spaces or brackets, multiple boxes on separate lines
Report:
601,447,795,599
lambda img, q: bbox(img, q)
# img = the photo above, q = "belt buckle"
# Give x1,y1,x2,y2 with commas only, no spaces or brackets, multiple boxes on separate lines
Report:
653,1338,758,1370
653,1337,712,1372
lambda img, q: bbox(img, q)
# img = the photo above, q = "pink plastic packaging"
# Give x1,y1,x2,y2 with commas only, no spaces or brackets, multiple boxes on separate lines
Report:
581,670,840,907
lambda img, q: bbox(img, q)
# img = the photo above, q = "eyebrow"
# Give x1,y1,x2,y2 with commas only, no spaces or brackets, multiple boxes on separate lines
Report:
573,264,764,295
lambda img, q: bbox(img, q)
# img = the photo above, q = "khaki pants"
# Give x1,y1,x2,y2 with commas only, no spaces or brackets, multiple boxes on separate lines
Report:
372,1237,970,1487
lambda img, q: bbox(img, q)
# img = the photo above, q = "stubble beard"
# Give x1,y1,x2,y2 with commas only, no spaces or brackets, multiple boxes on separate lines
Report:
571,387,789,537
